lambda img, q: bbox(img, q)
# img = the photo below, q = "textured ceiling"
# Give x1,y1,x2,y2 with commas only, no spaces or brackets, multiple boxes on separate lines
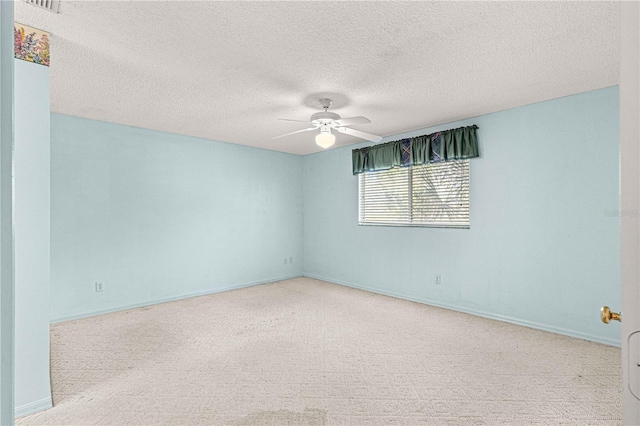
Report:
15,1,619,155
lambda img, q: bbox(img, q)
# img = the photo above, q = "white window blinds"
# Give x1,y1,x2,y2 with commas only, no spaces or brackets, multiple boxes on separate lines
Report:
358,160,470,228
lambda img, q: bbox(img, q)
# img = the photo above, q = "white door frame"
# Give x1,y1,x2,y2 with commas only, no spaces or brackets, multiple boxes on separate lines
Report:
620,1,640,424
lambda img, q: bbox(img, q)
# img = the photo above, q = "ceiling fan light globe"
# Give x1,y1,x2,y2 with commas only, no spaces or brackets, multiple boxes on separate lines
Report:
315,133,335,149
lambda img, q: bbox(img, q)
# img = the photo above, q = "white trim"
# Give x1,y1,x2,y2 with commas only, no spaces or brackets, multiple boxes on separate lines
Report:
15,396,52,418
51,275,303,324
303,273,620,348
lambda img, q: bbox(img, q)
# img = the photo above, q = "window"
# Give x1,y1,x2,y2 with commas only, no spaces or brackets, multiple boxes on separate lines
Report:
358,160,470,228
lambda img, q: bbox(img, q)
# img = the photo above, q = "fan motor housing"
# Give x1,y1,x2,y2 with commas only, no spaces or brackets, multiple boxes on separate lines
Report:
310,111,340,123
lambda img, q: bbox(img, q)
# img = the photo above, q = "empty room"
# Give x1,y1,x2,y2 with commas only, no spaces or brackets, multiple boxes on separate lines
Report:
2,1,640,425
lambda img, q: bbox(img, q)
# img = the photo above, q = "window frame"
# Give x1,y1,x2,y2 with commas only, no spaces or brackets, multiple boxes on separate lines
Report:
357,160,470,229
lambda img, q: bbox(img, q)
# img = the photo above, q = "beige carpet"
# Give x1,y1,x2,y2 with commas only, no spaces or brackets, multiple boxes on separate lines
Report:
17,277,621,425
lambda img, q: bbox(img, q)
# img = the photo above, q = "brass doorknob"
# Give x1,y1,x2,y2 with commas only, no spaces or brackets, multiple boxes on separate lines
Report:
601,306,621,324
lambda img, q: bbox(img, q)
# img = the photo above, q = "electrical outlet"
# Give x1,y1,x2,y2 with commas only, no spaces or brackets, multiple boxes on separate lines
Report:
284,258,288,264
289,257,293,264
95,282,104,292
435,274,441,285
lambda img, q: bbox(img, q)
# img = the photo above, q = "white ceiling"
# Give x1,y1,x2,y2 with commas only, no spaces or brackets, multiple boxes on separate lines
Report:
15,1,620,155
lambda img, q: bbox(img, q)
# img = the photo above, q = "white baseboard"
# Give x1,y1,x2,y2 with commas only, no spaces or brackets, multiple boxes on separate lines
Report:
303,273,621,348
51,274,303,324
15,396,52,418
51,273,619,347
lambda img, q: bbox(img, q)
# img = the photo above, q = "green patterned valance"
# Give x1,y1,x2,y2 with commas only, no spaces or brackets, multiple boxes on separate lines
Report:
352,125,479,175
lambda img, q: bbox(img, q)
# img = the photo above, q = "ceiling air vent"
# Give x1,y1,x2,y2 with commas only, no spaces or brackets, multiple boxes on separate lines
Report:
23,0,60,13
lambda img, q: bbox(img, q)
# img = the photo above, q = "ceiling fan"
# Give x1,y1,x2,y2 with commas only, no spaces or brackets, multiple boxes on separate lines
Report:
272,99,383,148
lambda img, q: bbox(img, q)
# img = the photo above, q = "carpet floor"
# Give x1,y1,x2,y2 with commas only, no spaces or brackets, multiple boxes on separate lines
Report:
17,277,621,425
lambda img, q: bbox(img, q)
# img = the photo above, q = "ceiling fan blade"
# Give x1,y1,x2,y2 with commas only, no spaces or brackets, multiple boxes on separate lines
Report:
278,118,311,123
334,116,371,126
271,127,318,140
336,127,382,143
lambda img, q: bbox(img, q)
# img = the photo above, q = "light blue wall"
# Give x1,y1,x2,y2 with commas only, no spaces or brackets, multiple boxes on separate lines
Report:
303,86,621,346
50,87,621,347
50,114,303,322
14,59,52,416
0,4,15,423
